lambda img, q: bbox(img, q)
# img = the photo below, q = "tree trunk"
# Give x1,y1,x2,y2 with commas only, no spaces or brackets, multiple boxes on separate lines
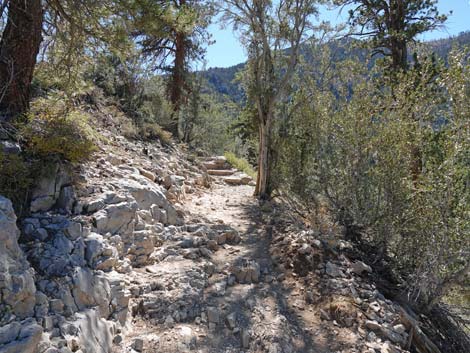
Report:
254,113,272,199
390,37,407,71
389,0,407,71
0,0,43,118
410,144,422,183
167,0,187,138
167,31,186,138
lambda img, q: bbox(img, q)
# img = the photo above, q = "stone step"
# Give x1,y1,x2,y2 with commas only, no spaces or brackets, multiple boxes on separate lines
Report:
223,174,253,186
207,169,236,176
203,156,230,171
202,161,231,170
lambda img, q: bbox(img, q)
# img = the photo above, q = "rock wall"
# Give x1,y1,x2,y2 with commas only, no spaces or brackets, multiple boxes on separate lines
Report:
0,196,42,352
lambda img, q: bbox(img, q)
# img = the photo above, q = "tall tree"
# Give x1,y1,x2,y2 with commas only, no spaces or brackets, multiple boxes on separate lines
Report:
0,0,43,118
335,0,447,71
334,0,447,181
128,0,213,138
0,0,127,119
222,0,318,198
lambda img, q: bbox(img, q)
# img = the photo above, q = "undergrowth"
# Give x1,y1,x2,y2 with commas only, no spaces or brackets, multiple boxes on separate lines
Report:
224,151,257,178
19,97,98,163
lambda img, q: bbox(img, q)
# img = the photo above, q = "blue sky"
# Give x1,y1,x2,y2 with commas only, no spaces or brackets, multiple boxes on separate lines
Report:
205,0,470,68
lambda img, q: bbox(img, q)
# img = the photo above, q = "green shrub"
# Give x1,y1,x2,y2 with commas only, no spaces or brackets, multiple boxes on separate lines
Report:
224,151,257,178
275,49,470,309
0,151,34,214
122,120,173,145
19,97,98,162
139,123,173,145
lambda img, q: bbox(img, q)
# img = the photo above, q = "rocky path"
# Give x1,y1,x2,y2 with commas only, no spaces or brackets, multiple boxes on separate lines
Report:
118,172,329,353
115,157,414,353
0,143,412,353
0,127,440,352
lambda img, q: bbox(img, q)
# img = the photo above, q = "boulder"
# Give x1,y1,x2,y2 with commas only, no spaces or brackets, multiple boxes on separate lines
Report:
29,231,86,277
30,163,71,213
222,173,253,186
84,233,118,271
73,309,115,353
0,197,37,319
56,186,75,213
71,268,111,319
0,321,43,353
139,168,156,182
94,201,138,235
0,322,21,346
112,176,168,210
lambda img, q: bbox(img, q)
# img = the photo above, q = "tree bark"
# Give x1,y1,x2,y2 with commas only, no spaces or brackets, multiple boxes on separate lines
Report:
0,0,43,118
389,0,408,71
167,0,187,139
254,112,272,199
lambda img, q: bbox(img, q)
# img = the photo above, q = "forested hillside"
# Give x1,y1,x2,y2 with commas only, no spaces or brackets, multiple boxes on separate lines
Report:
202,31,470,103
0,1,469,353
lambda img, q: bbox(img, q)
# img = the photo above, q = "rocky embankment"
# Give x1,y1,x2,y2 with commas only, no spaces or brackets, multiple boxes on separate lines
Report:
0,130,214,353
1,129,444,353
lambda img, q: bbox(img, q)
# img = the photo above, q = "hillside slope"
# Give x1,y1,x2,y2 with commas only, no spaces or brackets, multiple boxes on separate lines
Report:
202,32,470,103
1,107,466,353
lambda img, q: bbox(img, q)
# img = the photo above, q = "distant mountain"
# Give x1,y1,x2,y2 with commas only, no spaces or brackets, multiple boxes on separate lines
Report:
201,31,470,103
201,63,245,102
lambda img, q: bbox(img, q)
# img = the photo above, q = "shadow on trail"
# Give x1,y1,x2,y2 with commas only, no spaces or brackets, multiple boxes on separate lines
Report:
195,198,331,353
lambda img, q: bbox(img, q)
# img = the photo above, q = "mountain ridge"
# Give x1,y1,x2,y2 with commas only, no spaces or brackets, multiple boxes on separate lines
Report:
201,31,470,103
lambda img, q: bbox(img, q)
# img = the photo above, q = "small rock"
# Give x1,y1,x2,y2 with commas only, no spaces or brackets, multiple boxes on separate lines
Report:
1,140,21,154
393,324,406,335
132,338,144,352
180,326,195,346
264,275,274,283
326,262,344,277
226,312,237,329
50,299,65,314
365,320,382,331
369,301,381,313
165,315,175,327
232,260,260,284
320,309,331,321
241,329,250,348
380,342,401,353
34,228,49,241
207,307,219,323
139,168,156,181
351,261,372,275
367,331,377,342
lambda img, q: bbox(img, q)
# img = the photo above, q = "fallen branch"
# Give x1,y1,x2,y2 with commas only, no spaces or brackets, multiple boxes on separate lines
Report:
399,308,441,353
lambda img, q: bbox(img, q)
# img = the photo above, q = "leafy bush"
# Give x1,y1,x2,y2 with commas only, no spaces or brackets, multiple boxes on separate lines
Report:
0,151,35,214
121,120,173,145
224,151,257,178
138,123,173,145
276,48,470,310
19,97,98,162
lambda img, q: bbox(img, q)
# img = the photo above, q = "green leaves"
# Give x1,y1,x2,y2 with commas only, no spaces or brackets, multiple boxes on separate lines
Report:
335,0,448,71
276,42,469,309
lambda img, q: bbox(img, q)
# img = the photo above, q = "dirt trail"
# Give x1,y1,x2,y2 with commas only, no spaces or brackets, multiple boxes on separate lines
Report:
118,175,337,353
